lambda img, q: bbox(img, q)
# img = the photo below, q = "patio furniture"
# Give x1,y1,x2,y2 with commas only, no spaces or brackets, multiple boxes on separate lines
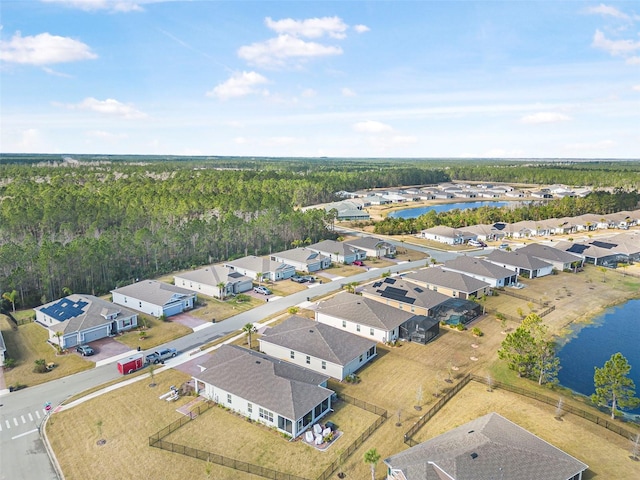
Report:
314,434,323,445
322,427,331,437
305,431,314,443
313,423,322,435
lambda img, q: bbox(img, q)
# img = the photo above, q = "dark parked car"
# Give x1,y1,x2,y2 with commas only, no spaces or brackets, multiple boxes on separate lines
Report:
76,345,95,356
352,260,365,266
290,275,308,283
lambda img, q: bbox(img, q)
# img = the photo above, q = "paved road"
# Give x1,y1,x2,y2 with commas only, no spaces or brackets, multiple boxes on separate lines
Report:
0,239,476,479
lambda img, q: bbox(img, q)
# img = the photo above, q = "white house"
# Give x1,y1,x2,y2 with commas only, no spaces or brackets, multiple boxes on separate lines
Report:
515,244,584,272
442,256,517,287
192,345,333,438
111,280,196,317
419,226,476,245
307,240,366,265
484,250,554,279
258,315,377,380
344,236,396,259
270,248,331,273
174,265,253,299
224,255,296,282
34,294,138,349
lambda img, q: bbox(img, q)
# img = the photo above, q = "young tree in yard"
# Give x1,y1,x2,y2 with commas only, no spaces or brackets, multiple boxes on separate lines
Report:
364,448,381,480
243,323,257,349
2,290,18,312
592,352,640,419
217,282,226,300
54,331,63,352
497,323,536,377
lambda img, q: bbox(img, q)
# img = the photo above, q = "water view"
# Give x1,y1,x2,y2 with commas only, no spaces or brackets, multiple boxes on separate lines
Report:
388,201,514,219
557,299,640,416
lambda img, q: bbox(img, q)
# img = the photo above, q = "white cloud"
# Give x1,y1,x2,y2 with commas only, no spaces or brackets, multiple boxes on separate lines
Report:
585,4,630,20
0,32,97,65
627,56,640,65
633,85,640,91
520,112,571,124
42,66,73,77
17,128,42,149
265,16,348,39
353,120,393,133
234,137,249,145
592,29,640,57
564,140,615,151
354,24,370,34
341,87,356,97
71,97,147,119
207,71,268,100
238,34,342,69
40,0,145,12
301,88,317,98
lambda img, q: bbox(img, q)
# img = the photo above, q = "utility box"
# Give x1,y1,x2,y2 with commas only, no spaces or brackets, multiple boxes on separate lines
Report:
117,353,144,375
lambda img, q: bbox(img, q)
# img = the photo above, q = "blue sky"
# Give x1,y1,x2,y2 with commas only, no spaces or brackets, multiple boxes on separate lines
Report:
1,1,639,158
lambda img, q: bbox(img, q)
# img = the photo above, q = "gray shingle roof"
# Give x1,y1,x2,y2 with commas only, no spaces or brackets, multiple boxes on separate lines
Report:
308,240,363,257
272,248,327,264
484,250,552,271
260,315,376,366
194,345,332,421
175,265,251,286
111,280,194,305
442,256,514,280
516,244,583,265
225,255,292,273
316,291,425,331
403,267,490,294
360,278,450,310
344,236,391,250
384,412,588,480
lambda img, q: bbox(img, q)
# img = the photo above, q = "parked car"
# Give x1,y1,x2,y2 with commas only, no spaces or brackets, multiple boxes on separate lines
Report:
301,275,316,283
76,345,95,356
352,260,365,266
253,286,272,295
290,275,308,283
468,240,482,247
499,243,509,249
145,347,178,364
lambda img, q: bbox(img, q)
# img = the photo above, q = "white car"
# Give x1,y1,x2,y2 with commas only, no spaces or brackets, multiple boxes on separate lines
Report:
253,286,272,295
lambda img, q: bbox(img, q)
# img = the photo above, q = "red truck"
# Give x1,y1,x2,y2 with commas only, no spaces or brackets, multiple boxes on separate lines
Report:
117,353,144,375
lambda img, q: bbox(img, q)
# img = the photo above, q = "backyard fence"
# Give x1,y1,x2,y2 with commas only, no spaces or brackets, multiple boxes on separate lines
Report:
497,288,549,306
403,373,639,447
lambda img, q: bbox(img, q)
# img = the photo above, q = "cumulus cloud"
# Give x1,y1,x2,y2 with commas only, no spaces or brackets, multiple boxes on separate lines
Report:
341,87,356,97
627,56,640,65
300,88,317,97
520,112,571,124
70,97,147,119
633,85,640,91
352,120,393,133
592,29,640,57
238,34,342,69
265,16,348,39
585,4,630,20
207,71,268,100
354,24,370,33
0,32,97,65
41,0,145,12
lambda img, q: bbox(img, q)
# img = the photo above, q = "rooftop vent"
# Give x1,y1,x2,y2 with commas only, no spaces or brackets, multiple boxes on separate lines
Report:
470,453,478,460
256,361,261,364
468,430,474,434
309,330,314,333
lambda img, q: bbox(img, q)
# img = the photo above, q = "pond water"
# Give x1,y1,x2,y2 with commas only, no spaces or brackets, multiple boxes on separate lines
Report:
388,201,515,219
557,298,640,416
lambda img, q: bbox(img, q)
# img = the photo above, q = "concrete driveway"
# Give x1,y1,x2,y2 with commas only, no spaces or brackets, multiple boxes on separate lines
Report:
170,312,209,329
80,336,132,363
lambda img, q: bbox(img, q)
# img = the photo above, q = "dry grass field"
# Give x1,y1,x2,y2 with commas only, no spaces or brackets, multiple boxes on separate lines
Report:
115,313,193,350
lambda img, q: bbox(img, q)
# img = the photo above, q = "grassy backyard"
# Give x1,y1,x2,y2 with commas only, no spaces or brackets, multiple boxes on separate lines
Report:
114,313,192,350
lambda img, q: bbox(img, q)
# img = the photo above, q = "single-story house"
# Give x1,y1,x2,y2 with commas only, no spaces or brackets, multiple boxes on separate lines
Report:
516,244,584,271
384,412,588,480
316,291,439,344
111,280,196,317
344,236,396,259
462,223,508,242
192,345,333,438
556,240,627,268
258,315,377,380
224,255,296,282
442,255,517,287
174,265,253,299
34,294,138,349
419,226,476,245
307,240,366,265
323,200,371,221
484,250,554,279
270,248,331,273
402,266,491,299
359,277,451,317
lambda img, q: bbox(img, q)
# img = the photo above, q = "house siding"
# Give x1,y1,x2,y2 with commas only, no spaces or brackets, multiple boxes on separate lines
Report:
316,312,396,343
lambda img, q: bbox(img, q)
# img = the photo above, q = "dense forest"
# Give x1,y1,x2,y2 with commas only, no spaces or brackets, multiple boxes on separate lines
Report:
1,154,639,309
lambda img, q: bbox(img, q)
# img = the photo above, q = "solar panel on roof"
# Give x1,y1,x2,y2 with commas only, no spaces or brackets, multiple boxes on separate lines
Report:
591,241,616,249
414,287,424,293
373,281,382,288
41,299,88,322
384,278,396,284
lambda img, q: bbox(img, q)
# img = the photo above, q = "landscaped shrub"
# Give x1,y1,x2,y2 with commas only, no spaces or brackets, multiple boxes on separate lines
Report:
471,327,483,337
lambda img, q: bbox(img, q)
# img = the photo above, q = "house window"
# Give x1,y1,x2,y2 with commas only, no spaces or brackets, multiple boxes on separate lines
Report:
433,286,437,292
368,346,376,357
290,350,295,359
356,324,360,332
247,403,252,414
342,320,346,328
370,328,374,336
122,318,132,327
259,408,274,423
139,301,142,308
227,394,232,404
124,298,127,303
452,291,457,297
306,355,311,364
359,355,363,362
321,361,326,370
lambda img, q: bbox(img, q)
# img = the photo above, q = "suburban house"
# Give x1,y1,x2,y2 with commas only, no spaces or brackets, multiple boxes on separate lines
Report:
344,236,397,259
384,412,588,480
192,344,333,438
321,200,371,221
402,266,492,299
419,226,476,245
111,280,196,317
462,223,508,242
315,291,439,345
442,256,517,287
0,331,6,367
516,244,584,272
359,277,451,317
224,255,296,282
270,248,331,273
484,250,554,279
258,315,377,380
174,265,253,299
34,294,138,349
307,240,366,265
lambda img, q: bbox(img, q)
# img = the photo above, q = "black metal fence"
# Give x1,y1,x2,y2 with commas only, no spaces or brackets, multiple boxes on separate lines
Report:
403,373,639,447
497,288,548,306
